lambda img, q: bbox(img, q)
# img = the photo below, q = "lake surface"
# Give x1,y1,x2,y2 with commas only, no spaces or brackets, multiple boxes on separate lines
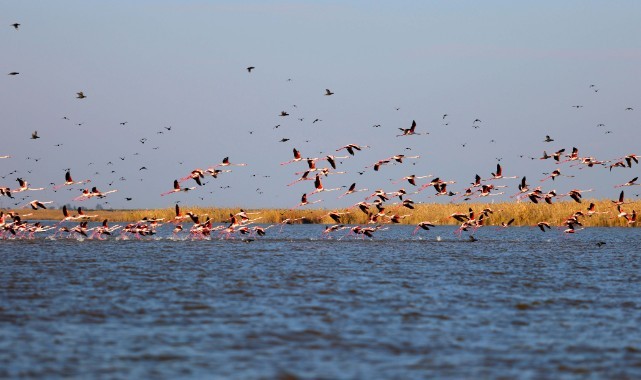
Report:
1,224,641,379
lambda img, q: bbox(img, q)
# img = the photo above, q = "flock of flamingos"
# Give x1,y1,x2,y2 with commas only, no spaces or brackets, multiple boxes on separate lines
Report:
2,23,640,241
0,126,639,240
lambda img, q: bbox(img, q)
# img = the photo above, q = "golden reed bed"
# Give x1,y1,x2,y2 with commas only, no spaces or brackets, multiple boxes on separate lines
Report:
6,199,639,228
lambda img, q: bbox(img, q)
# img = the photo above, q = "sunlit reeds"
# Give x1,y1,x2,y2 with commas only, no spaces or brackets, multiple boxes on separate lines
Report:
5,199,639,227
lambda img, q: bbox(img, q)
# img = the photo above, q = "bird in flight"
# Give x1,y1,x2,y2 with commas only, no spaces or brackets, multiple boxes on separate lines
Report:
247,66,255,72
11,23,20,30
31,131,40,140
544,135,554,142
8,72,19,76
76,91,86,99
325,89,334,96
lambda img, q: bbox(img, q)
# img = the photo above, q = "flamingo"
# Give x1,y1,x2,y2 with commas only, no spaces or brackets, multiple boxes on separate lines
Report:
54,170,91,190
611,190,627,206
615,177,640,188
28,200,53,210
338,183,368,198
393,174,432,186
205,168,232,178
336,144,370,156
540,169,573,182
288,171,314,187
13,178,45,192
180,169,205,185
76,207,98,219
293,193,322,209
536,222,552,232
161,180,196,196
625,210,637,226
586,202,609,217
281,148,303,165
0,155,11,159
486,163,518,181
397,120,425,137
413,221,436,235
0,187,13,198
322,211,350,223
216,157,247,167
552,149,565,162
309,174,341,195
322,154,348,169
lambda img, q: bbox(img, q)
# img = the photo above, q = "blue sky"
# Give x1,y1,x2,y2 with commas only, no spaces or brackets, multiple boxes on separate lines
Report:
2,1,640,210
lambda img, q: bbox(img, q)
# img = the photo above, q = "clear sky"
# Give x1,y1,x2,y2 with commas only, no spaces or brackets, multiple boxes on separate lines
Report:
2,1,640,211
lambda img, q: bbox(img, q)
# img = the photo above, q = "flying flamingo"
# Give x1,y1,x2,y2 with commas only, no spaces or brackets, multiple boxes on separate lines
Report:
336,143,370,156
611,190,627,206
216,157,247,167
338,183,368,198
0,155,11,159
53,170,91,190
281,148,303,165
393,174,432,186
413,221,436,235
397,120,425,137
180,169,205,185
309,174,341,195
486,163,518,181
615,177,640,188
321,154,349,169
161,180,196,196
292,193,322,209
287,171,314,187
206,168,232,178
28,200,53,210
536,222,552,232
13,178,45,192
540,169,574,182
586,203,609,217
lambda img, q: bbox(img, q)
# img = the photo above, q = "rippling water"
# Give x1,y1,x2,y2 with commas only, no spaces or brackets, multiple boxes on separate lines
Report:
1,224,641,378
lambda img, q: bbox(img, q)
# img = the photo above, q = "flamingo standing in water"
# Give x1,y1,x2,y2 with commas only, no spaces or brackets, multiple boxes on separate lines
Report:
161,180,196,196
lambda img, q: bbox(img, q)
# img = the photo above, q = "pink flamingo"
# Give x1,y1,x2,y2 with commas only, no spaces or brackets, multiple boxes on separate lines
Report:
336,143,370,156
397,120,425,137
338,183,368,198
614,177,640,188
281,148,303,165
53,170,91,190
292,193,322,209
309,174,340,195
161,179,196,196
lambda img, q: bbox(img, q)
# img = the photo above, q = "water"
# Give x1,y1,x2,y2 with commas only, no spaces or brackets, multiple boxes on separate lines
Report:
2,224,641,379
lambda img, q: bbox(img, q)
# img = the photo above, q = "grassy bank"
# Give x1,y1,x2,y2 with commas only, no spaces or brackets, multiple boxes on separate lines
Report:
5,199,639,227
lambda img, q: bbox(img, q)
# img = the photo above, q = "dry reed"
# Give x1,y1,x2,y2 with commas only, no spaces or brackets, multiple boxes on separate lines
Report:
5,199,639,228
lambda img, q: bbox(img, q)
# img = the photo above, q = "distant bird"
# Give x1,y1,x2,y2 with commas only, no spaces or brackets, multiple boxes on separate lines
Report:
279,111,289,116
544,135,554,142
279,138,290,142
8,72,19,76
397,120,424,137
572,105,583,109
76,91,86,99
31,131,40,140
120,122,128,126
247,66,255,72
625,107,634,111
325,89,334,96
11,23,20,30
